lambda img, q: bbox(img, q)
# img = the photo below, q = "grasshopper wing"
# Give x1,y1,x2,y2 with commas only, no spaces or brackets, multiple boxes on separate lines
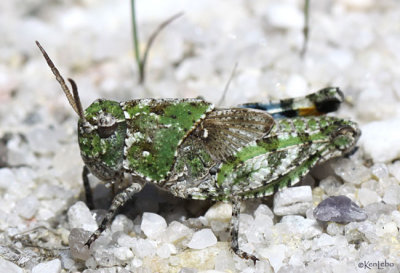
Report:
192,108,275,161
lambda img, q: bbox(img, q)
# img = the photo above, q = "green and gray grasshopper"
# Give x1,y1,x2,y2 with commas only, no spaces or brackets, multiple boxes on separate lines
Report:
36,41,360,262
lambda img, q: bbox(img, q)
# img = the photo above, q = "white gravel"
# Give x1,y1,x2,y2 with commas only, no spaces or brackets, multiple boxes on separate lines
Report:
1,0,400,272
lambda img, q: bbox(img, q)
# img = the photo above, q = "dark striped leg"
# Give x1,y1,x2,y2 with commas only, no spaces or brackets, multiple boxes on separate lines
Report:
84,181,143,247
230,197,259,264
82,166,94,210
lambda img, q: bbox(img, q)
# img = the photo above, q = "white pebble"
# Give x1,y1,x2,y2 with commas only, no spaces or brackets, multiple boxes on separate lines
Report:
358,188,381,206
204,202,232,222
114,247,134,261
131,238,157,258
93,247,119,267
332,158,370,184
15,196,39,219
141,212,167,239
326,222,345,236
111,214,134,234
254,204,274,219
156,243,176,259
67,201,97,232
187,229,217,249
391,211,400,228
258,244,286,272
0,168,16,189
382,185,400,205
388,161,400,182
278,215,322,239
319,176,342,195
162,221,193,243
360,119,400,162
371,163,389,180
32,259,61,273
273,186,312,216
0,257,23,273
313,234,338,249
266,4,303,29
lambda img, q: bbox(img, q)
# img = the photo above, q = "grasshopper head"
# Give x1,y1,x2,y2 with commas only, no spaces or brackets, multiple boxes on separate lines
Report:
78,100,127,180
36,41,126,181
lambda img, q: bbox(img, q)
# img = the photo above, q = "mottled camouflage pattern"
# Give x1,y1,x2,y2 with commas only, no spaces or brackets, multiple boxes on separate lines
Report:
38,42,360,262
73,87,360,263
166,115,359,201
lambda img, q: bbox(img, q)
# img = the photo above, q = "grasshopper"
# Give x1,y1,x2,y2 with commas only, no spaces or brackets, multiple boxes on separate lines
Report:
36,41,360,262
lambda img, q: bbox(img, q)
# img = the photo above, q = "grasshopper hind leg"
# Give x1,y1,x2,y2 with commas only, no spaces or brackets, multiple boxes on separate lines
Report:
230,197,259,264
239,87,344,119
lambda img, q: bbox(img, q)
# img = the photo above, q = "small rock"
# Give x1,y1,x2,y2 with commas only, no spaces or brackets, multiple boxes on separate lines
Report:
312,234,338,249
131,238,157,258
382,185,400,205
68,201,97,232
370,163,389,180
376,221,398,237
32,259,61,273
278,215,322,239
214,248,235,272
345,221,378,243
129,257,143,268
391,211,400,228
319,176,342,196
156,243,176,259
326,222,345,236
258,244,286,272
68,228,92,260
162,221,193,243
187,229,217,249
358,188,381,206
314,195,367,223
113,247,134,261
388,161,400,181
273,186,312,216
93,247,120,267
111,214,134,234
15,196,39,219
0,168,16,189
117,234,137,248
332,158,370,185
359,119,400,162
265,3,303,29
254,204,274,219
204,202,232,222
0,257,23,273
141,212,167,239
364,202,396,222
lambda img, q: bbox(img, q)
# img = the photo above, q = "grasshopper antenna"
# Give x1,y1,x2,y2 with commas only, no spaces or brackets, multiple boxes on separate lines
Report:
35,41,85,120
218,62,238,106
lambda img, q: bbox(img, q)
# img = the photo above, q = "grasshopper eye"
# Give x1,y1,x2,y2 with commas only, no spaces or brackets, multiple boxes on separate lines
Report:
97,113,118,138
